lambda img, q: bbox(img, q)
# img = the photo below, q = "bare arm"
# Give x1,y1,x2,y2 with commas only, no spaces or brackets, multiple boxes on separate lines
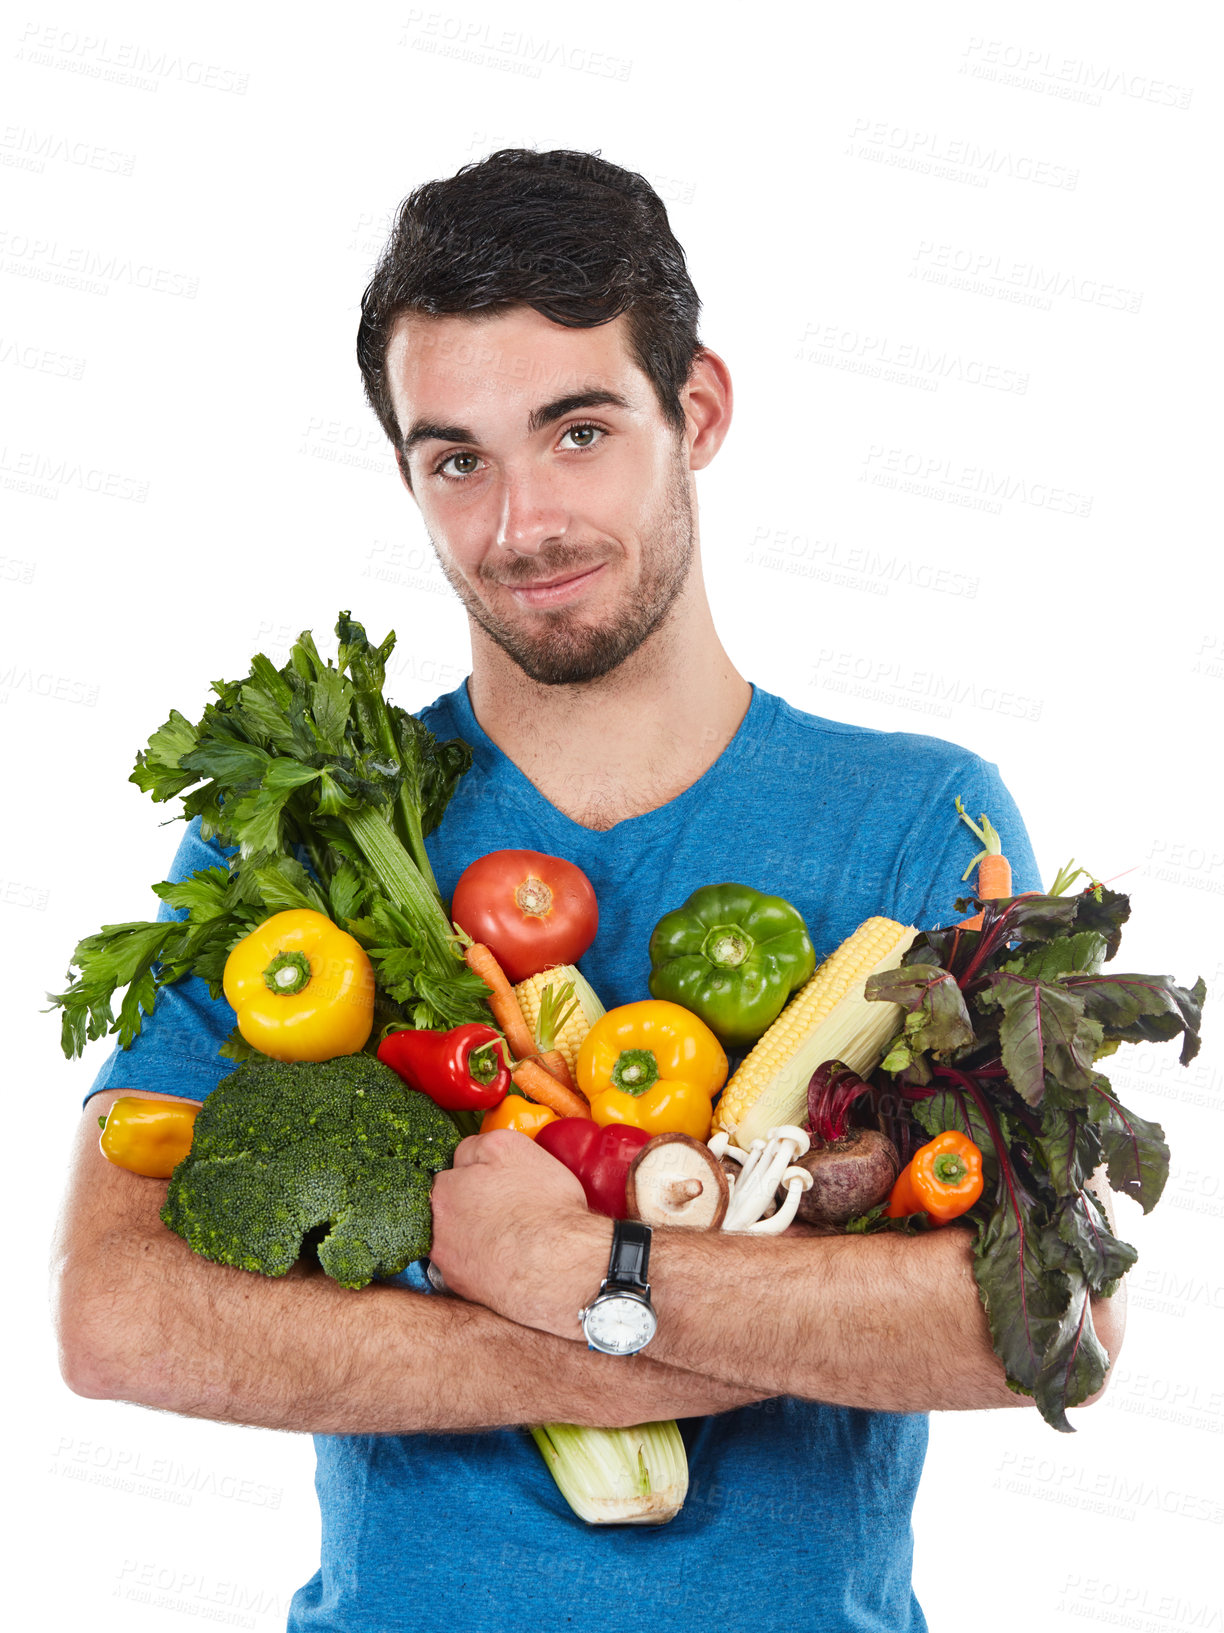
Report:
54,1092,769,1432
430,1130,1126,1414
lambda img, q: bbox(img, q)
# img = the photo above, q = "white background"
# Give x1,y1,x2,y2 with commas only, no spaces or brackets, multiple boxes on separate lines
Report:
4,1,1221,1629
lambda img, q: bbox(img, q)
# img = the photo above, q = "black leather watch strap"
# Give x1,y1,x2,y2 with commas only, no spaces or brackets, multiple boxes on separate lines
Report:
607,1219,651,1291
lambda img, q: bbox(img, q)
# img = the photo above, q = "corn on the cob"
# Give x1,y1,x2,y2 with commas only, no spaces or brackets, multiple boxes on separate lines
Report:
713,917,918,1147
513,965,605,1075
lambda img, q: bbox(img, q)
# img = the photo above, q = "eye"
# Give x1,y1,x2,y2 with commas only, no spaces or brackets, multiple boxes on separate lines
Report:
558,423,605,450
434,450,484,481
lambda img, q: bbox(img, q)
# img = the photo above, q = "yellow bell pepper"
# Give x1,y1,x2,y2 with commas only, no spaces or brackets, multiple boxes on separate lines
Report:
99,1096,199,1178
575,1000,727,1140
222,908,375,1062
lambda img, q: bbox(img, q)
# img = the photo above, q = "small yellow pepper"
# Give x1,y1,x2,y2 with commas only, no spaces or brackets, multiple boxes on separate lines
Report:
479,1094,559,1139
223,909,375,1062
99,1096,199,1178
576,1000,727,1141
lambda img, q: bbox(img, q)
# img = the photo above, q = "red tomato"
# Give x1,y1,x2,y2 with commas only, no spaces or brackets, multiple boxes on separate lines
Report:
452,850,598,983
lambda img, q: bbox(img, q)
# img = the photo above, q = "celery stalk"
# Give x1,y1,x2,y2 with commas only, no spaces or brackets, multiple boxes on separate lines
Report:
529,1420,688,1525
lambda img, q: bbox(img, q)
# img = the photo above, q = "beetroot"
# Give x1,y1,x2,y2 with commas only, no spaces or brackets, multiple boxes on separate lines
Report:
797,1060,901,1226
793,1128,900,1225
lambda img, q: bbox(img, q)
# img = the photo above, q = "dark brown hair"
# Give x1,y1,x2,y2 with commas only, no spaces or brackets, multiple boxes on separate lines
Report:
356,148,702,448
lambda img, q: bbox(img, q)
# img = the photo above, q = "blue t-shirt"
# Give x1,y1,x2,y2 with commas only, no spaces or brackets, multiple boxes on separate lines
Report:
88,681,1039,1633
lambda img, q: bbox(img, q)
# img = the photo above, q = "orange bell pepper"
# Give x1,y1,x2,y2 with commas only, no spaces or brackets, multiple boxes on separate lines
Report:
480,1094,559,1139
887,1130,983,1224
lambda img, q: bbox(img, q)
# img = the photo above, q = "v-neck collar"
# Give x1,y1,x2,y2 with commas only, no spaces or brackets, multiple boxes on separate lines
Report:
446,679,778,846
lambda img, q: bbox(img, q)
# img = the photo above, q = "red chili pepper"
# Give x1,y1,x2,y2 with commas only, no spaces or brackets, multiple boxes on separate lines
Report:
377,1023,511,1111
535,1117,653,1219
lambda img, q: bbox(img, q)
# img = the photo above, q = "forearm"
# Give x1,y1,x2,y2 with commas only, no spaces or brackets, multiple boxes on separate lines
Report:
444,1201,1123,1415
55,1101,765,1433
641,1225,1122,1411
60,1218,767,1431
646,1225,1023,1410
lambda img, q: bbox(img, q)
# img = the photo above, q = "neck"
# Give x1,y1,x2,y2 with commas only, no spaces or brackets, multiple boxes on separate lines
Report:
465,554,751,831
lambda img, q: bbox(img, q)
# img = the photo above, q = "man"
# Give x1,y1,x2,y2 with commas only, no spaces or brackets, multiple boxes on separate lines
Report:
55,149,1121,1632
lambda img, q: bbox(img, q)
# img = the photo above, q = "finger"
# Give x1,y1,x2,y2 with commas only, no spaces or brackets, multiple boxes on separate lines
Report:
451,1133,495,1168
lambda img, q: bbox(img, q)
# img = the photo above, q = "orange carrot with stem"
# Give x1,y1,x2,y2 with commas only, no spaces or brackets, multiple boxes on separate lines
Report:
955,798,1011,930
464,941,536,1061
511,1056,590,1119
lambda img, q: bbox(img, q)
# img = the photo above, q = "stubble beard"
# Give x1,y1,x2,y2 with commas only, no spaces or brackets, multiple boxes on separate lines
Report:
429,456,695,686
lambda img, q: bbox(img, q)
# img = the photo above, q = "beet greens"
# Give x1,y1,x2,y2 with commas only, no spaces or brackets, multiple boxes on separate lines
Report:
864,886,1204,1432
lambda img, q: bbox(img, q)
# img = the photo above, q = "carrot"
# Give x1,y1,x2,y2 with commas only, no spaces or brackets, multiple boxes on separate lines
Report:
511,1057,590,1119
465,942,536,1061
955,798,1012,930
538,1047,577,1094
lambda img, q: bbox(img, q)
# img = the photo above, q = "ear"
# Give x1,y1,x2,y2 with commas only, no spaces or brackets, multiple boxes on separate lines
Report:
680,347,733,472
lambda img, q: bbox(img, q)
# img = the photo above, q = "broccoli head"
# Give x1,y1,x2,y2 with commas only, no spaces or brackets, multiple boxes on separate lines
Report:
160,1054,459,1288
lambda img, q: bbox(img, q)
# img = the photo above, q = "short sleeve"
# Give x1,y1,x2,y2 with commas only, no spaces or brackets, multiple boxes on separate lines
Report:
84,818,239,1106
890,754,1041,932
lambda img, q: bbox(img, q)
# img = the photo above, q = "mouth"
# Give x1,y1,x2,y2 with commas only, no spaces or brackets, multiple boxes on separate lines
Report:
499,562,607,609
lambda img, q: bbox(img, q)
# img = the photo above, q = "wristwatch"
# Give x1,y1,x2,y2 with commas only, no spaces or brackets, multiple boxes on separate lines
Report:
579,1220,658,1355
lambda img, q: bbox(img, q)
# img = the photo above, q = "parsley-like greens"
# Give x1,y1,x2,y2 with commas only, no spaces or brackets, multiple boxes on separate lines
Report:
51,612,491,1058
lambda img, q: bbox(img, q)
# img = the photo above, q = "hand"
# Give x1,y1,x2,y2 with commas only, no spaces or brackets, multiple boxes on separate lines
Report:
429,1129,610,1336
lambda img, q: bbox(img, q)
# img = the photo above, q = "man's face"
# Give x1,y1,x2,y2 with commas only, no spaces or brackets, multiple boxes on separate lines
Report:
384,306,695,685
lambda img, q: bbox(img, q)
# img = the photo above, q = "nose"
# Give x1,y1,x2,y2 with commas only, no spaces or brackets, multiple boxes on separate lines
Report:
494,465,569,556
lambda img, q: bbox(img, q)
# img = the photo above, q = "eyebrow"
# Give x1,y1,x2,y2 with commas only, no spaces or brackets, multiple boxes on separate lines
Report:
401,389,633,460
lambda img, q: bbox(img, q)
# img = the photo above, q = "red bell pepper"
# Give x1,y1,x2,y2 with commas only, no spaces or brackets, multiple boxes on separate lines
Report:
377,1023,511,1111
535,1117,653,1219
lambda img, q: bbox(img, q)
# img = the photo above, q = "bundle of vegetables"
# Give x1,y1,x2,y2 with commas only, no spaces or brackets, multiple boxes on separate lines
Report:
50,613,689,1526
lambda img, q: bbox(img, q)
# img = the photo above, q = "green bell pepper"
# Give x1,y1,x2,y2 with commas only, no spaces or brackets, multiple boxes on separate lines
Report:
647,882,816,1049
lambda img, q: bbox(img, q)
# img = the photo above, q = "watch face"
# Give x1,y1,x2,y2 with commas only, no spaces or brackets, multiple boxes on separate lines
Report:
583,1293,657,1355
